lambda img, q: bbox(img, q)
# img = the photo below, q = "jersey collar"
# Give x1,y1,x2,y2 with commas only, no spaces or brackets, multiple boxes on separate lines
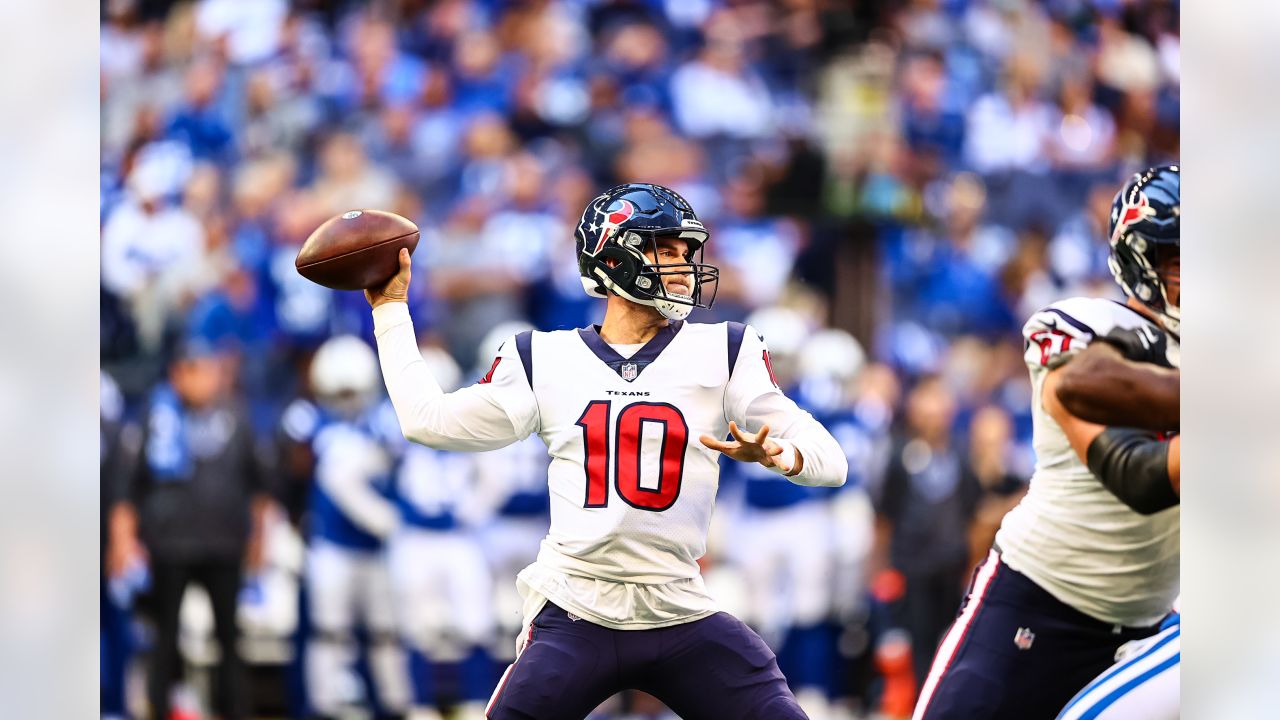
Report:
577,321,684,382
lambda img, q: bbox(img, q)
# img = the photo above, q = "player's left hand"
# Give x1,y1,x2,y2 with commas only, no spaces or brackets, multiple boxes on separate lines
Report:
700,421,794,473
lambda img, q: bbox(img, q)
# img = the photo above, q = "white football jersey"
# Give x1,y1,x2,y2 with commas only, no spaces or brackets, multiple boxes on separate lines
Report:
995,297,1179,627
371,303,848,630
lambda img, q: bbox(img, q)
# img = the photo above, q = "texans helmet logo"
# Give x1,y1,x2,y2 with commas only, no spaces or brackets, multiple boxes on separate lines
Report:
593,199,636,253
1111,190,1153,243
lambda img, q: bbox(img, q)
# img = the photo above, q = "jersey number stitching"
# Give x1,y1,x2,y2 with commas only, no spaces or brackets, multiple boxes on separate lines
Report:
575,400,688,512
1029,329,1073,366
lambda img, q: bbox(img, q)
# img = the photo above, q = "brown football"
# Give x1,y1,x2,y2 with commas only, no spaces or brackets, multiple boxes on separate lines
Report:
295,209,420,291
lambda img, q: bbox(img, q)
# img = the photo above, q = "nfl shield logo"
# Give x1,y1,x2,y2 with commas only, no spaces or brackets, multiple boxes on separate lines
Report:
1013,627,1036,651
621,362,638,381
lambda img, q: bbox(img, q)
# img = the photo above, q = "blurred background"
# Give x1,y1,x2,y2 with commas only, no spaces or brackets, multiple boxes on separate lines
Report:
98,0,1179,719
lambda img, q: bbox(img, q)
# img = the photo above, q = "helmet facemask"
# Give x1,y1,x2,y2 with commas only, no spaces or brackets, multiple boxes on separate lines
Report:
1109,229,1180,338
581,230,719,321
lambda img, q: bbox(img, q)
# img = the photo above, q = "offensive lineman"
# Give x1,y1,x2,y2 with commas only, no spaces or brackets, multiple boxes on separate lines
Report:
1051,173,1181,720
367,183,848,719
912,165,1181,719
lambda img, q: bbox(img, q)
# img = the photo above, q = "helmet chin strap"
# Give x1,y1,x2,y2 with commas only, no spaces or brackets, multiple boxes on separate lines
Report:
593,267,694,321
1156,272,1180,338
1158,303,1180,338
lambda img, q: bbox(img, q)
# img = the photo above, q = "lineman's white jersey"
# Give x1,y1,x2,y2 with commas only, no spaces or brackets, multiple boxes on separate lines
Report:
372,303,847,630
995,297,1179,627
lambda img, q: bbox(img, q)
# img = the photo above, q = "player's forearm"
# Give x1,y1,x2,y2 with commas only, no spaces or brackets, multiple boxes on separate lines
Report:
372,303,518,451
741,394,848,486
785,432,849,487
1055,345,1179,431
373,302,447,441
768,416,848,487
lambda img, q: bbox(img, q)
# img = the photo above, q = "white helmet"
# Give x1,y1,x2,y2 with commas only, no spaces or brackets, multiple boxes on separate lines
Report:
476,320,535,365
745,306,812,389
745,306,812,359
420,345,463,393
795,327,867,413
310,335,379,412
798,328,866,383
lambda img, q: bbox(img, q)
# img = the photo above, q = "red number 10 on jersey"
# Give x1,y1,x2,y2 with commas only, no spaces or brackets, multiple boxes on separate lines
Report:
575,400,689,511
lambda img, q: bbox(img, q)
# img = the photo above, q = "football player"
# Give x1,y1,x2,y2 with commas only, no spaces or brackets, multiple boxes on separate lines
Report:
389,441,496,720
912,165,1181,719
292,335,411,719
1050,176,1181,720
366,183,848,719
384,349,497,720
473,434,552,660
719,308,838,719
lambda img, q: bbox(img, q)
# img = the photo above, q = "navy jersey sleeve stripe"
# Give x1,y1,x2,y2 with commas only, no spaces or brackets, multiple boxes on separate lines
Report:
1045,308,1095,336
515,331,534,387
726,322,747,378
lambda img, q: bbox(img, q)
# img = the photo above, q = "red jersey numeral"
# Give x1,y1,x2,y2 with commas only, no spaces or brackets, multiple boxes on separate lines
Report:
575,401,688,511
1029,330,1073,366
576,400,611,507
763,350,780,388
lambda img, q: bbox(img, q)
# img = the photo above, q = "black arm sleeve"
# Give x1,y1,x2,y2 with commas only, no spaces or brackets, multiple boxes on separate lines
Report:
1085,428,1179,515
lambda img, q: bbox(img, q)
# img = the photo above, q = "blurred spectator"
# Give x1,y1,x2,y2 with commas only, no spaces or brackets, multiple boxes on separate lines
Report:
450,29,515,115
900,51,966,169
963,53,1054,175
874,375,978,687
240,67,322,159
165,57,236,164
427,195,530,370
102,21,186,161
101,1,148,82
194,0,288,66
962,405,1027,569
309,131,398,216
1047,74,1117,177
670,13,774,141
710,168,802,315
1048,180,1123,296
108,340,274,720
886,173,1017,339
101,147,209,353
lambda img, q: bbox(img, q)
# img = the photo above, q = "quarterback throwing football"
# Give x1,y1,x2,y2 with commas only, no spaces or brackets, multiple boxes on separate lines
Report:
366,183,847,719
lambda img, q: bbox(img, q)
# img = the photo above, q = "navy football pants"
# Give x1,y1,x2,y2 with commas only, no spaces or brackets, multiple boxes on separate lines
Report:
912,550,1163,720
485,602,806,720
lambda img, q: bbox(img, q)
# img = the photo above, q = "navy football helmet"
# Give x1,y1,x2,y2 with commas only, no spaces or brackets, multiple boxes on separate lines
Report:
575,183,719,320
1108,164,1180,336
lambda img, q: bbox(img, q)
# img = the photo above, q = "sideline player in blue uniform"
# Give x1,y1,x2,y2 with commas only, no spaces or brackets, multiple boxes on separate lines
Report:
292,335,411,719
388,436,497,720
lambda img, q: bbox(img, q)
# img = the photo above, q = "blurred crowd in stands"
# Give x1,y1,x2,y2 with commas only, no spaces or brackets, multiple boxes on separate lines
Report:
100,0,1179,718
